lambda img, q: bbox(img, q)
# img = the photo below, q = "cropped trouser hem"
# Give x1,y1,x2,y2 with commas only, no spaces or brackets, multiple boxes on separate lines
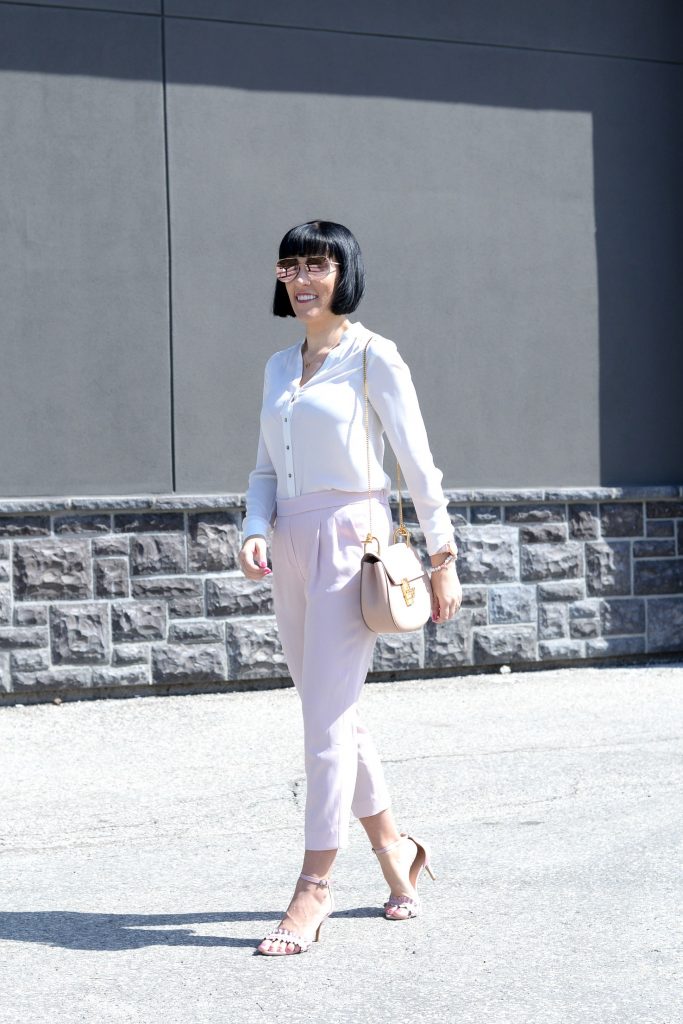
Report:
271,488,395,851
305,801,392,851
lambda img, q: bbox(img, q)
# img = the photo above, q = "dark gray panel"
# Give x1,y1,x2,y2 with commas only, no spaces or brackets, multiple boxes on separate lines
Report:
166,20,605,493
166,0,683,64
0,6,169,497
594,59,683,484
5,1,160,12
166,18,682,490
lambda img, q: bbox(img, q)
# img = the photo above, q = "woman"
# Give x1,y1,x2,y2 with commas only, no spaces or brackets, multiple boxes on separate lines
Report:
238,220,462,956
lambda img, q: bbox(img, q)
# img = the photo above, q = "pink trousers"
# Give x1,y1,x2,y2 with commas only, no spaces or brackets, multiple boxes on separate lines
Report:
271,488,395,850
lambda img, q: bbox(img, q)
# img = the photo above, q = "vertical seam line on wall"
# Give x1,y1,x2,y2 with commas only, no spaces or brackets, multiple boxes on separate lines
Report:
160,0,176,491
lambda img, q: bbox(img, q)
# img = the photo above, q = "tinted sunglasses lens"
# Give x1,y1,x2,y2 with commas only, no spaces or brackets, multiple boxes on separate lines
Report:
276,259,298,280
306,257,330,276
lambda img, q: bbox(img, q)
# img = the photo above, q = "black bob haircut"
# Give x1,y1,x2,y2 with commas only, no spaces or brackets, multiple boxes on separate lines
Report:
272,220,366,318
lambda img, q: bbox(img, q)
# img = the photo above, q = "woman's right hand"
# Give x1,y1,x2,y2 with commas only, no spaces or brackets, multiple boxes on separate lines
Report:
238,534,272,581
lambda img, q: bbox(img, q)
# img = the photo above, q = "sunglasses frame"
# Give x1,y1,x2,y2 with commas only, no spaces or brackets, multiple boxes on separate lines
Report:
275,256,341,281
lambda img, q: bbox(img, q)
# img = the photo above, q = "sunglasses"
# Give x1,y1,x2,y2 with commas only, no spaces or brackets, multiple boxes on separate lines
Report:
275,256,340,282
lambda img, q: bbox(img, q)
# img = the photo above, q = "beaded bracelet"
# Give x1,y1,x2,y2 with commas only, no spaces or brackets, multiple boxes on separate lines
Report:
427,552,457,575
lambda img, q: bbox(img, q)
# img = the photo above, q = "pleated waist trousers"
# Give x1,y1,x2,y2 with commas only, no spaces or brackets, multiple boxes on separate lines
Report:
271,488,395,850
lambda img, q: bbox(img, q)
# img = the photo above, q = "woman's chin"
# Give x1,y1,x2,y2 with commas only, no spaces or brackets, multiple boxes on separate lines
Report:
293,304,323,321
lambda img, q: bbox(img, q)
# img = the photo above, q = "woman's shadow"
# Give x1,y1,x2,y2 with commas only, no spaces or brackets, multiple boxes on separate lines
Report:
0,906,381,951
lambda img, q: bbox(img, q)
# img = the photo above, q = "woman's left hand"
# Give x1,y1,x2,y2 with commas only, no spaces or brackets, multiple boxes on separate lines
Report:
430,565,463,623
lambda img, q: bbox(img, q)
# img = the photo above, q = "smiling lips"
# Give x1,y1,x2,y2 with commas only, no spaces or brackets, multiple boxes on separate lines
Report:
295,293,317,303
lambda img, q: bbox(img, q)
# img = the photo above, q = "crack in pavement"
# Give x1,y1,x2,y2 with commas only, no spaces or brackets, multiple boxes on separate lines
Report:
380,733,682,764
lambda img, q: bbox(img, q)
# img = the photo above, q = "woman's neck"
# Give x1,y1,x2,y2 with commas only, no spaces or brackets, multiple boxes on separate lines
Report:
304,316,352,357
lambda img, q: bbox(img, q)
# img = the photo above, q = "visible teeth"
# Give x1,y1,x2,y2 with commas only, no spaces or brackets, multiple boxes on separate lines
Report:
296,294,316,301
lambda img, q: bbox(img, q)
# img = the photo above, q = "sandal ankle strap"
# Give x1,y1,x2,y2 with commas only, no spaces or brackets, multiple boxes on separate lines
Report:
371,833,407,856
299,872,330,888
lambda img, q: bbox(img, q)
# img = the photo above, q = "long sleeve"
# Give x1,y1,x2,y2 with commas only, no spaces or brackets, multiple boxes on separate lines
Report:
241,362,277,540
366,337,455,556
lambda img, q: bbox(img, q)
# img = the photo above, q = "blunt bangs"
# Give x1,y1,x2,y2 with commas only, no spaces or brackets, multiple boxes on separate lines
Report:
272,220,365,318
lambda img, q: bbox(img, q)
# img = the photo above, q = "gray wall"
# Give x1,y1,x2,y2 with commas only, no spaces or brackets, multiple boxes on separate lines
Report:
1,1,681,499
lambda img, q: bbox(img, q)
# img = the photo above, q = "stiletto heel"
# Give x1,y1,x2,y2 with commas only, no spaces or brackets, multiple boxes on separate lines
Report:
257,873,334,956
372,832,435,919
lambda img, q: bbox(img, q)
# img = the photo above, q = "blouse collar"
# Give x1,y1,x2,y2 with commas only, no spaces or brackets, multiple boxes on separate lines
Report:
290,320,364,386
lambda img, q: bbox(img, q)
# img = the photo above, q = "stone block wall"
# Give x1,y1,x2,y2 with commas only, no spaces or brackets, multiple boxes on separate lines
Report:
1,487,681,704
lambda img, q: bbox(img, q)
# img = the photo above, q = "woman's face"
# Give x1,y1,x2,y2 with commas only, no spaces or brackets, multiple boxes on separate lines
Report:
284,255,339,324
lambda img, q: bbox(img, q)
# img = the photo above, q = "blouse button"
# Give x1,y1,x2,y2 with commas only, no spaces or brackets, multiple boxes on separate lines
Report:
286,445,290,450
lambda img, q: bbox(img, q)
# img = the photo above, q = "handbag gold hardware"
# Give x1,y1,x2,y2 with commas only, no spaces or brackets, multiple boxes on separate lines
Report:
401,578,416,606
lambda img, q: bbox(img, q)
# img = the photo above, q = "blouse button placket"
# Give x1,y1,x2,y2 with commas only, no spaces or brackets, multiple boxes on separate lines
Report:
283,386,299,497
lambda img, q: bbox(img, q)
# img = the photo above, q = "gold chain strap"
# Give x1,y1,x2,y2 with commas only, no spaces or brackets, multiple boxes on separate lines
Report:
363,338,409,550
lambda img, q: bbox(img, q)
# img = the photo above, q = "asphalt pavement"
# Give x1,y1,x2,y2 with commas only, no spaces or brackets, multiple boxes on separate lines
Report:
1,659,681,1024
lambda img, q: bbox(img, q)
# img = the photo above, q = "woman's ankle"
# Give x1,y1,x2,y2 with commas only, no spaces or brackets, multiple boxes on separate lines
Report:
300,847,337,881
359,808,402,852
372,833,405,854
374,838,417,893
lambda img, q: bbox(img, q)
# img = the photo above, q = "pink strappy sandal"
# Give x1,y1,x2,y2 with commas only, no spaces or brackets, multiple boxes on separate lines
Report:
257,873,334,955
372,832,436,920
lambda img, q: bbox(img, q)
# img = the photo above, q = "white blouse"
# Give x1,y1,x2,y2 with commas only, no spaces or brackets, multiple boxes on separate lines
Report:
241,320,456,556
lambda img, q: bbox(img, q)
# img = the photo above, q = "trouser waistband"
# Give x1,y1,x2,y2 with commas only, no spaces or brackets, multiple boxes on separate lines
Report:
275,488,389,517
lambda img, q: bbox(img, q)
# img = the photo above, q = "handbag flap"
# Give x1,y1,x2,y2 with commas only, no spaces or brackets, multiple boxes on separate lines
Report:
374,541,426,585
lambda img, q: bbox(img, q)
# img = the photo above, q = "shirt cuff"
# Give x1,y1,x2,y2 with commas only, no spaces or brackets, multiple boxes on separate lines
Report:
427,535,458,557
241,515,273,542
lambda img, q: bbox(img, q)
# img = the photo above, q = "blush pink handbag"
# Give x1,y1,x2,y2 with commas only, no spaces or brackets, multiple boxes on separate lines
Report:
359,338,433,634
